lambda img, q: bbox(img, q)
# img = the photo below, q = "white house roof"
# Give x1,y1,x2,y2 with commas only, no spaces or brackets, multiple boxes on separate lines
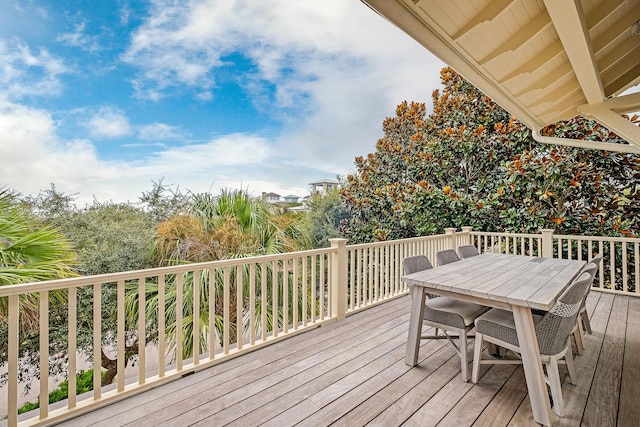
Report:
361,0,640,153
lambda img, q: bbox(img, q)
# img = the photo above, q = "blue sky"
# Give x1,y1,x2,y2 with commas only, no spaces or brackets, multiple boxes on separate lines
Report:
0,0,444,205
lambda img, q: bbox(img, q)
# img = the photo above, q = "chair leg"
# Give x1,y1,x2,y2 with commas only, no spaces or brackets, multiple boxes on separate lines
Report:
565,346,577,385
472,332,483,384
581,311,592,334
546,358,565,417
572,322,584,355
460,329,469,382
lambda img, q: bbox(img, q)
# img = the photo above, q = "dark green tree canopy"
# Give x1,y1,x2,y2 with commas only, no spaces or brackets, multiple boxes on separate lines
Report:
340,67,640,243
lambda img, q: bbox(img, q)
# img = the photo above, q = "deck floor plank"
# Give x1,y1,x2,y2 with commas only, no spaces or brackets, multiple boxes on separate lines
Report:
617,296,640,427
582,294,628,426
194,318,418,426
298,340,453,427
62,298,410,427
55,292,638,427
125,306,414,426
553,292,615,427
472,367,528,427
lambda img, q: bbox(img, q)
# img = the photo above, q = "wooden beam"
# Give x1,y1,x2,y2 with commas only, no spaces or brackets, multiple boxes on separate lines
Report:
578,103,640,149
543,0,604,103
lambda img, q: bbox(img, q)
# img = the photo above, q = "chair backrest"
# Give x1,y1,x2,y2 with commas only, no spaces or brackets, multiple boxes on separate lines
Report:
589,253,603,266
436,249,460,266
402,255,438,299
457,245,479,259
578,254,602,309
403,255,433,275
580,253,603,275
536,271,592,355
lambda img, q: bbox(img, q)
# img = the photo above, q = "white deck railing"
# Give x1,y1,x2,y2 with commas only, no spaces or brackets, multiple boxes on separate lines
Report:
1,228,639,425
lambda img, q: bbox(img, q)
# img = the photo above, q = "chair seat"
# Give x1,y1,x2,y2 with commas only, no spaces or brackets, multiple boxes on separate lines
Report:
425,297,490,328
475,308,544,350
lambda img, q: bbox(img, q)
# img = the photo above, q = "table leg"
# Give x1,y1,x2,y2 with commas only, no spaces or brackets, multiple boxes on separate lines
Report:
405,286,426,366
512,305,553,426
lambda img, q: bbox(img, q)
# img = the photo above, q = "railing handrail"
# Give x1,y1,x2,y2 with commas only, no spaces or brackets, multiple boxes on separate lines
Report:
553,233,640,243
0,246,336,297
345,233,446,250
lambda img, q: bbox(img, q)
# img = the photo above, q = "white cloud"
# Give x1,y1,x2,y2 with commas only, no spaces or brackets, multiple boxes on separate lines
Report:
0,99,128,203
123,0,444,179
0,99,286,206
0,39,69,99
56,22,101,53
142,134,271,171
87,107,133,139
138,123,183,140
1,2,446,206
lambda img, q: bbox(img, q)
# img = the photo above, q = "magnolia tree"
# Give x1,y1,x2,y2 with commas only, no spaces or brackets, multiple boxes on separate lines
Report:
340,67,640,243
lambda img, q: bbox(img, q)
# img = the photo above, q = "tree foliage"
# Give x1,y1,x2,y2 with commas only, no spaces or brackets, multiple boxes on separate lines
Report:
306,187,347,248
340,67,640,243
129,188,313,361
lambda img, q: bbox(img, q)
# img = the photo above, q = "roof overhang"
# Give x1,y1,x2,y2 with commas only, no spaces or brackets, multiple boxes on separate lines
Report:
361,0,640,152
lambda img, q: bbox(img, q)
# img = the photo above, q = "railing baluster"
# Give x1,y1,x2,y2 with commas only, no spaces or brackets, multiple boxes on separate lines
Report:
117,280,125,391
68,287,77,409
249,263,256,344
272,261,279,334
261,263,267,340
193,269,201,365
598,241,604,289
623,243,628,293
159,274,167,371
93,283,101,400
8,295,19,426
223,267,230,351
293,257,299,330
176,272,184,368
283,259,289,334
39,290,49,419
236,265,243,348
610,241,616,291
138,277,146,384
633,242,640,294
302,257,308,327
311,256,317,323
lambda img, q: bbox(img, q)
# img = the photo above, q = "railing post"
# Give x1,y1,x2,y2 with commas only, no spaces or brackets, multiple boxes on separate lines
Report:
541,229,555,258
330,238,348,321
445,227,457,249
461,226,473,245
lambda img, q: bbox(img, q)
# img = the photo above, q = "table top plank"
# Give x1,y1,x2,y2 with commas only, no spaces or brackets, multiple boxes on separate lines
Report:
402,253,586,311
489,257,573,308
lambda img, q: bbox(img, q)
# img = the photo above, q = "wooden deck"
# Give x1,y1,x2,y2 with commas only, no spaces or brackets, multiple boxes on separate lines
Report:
58,291,639,427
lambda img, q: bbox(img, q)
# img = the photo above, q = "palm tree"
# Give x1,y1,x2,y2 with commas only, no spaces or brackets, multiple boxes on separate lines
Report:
0,187,77,330
128,189,312,360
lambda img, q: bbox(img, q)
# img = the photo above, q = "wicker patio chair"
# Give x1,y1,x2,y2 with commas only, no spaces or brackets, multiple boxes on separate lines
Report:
403,254,489,382
471,271,593,416
578,253,603,335
457,245,480,259
435,249,461,266
571,254,603,354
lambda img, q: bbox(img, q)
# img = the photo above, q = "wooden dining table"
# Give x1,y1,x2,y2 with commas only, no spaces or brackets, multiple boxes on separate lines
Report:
402,252,586,426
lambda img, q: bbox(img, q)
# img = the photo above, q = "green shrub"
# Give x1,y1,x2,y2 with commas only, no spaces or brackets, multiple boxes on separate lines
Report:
18,369,101,414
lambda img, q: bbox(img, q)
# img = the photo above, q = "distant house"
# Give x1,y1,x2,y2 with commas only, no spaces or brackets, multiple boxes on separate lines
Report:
309,179,339,195
261,192,281,203
283,194,300,203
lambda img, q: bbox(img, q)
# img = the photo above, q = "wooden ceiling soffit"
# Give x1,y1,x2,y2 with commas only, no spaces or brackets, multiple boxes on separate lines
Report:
512,62,574,98
499,40,563,83
451,0,513,41
477,11,551,66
